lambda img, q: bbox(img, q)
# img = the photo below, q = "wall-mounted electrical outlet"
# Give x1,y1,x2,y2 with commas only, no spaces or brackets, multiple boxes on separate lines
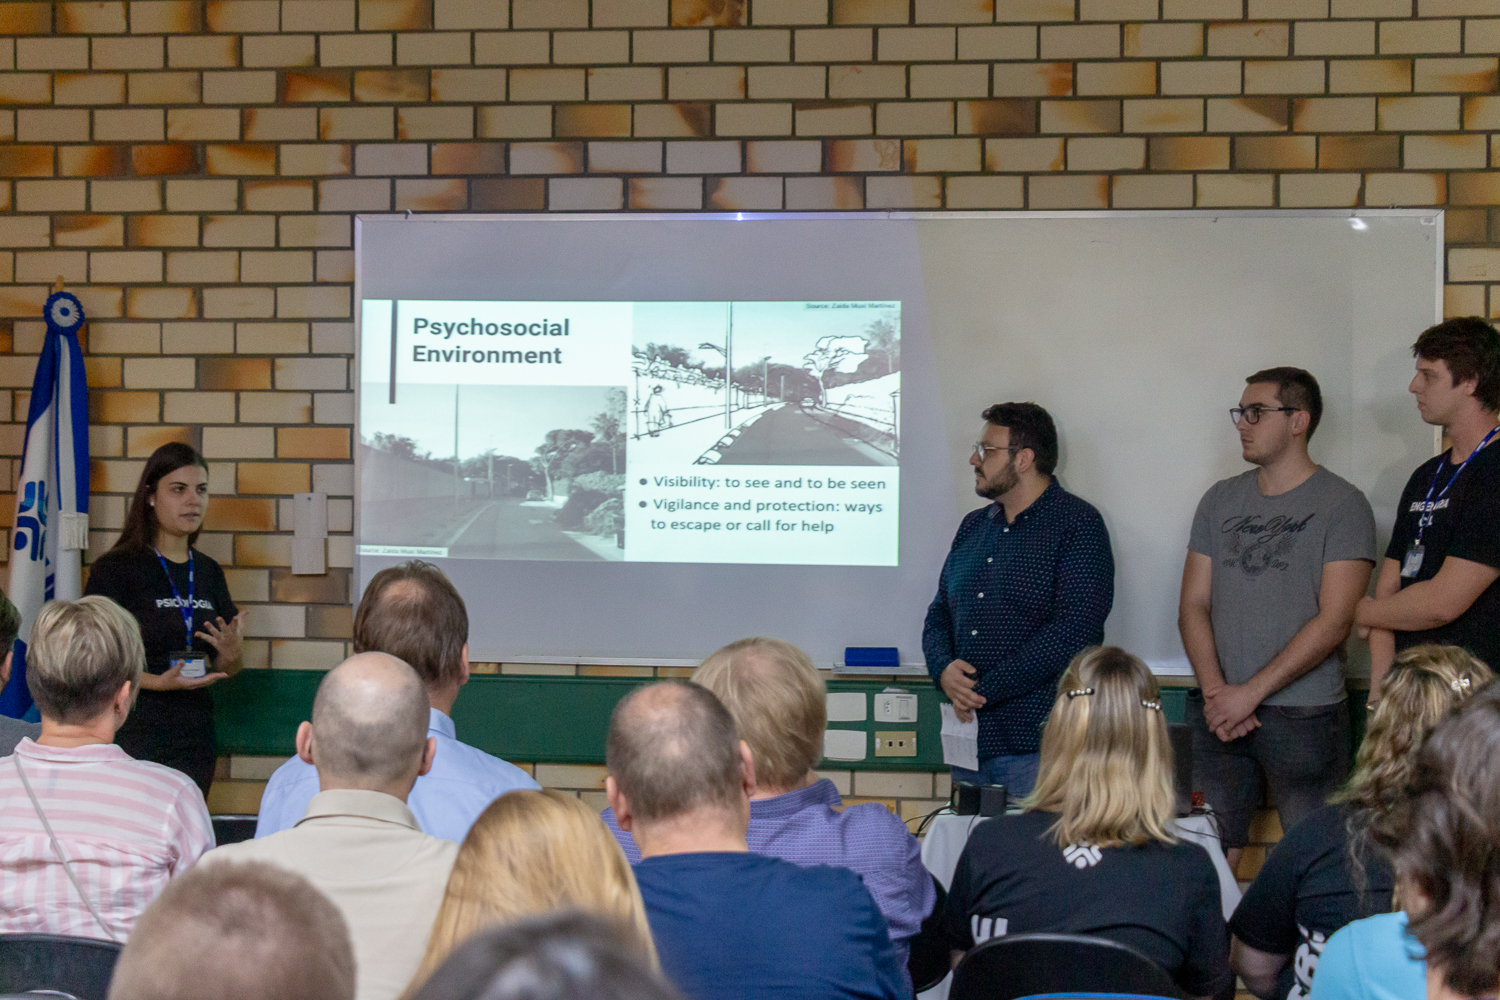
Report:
874,692,918,723
874,731,917,757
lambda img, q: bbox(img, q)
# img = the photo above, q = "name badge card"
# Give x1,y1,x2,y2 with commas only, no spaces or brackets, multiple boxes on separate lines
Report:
171,651,208,679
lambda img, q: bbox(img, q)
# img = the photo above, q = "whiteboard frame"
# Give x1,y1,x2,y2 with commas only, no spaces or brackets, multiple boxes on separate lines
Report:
352,209,1444,670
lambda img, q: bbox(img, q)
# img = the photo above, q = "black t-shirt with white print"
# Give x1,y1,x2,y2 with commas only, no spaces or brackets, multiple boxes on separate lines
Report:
943,810,1231,998
1384,438,1500,668
1229,804,1393,1000
84,544,238,753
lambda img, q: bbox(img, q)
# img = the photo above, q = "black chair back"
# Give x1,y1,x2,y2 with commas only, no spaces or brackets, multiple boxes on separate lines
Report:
951,933,1183,1000
0,933,123,1000
211,813,259,846
907,875,950,994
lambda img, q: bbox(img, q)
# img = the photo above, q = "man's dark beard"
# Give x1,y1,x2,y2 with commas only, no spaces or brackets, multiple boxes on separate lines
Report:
975,462,1019,501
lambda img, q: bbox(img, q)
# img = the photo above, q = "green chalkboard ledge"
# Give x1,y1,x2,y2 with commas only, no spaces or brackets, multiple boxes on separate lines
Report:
213,671,1372,773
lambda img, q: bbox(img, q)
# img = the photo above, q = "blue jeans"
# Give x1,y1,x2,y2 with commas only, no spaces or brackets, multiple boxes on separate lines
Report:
950,752,1040,799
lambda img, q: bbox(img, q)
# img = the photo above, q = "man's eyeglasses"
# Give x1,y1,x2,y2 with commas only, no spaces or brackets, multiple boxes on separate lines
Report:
1230,405,1299,426
973,442,1018,461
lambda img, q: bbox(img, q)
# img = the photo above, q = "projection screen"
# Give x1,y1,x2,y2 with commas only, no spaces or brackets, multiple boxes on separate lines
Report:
355,211,1442,673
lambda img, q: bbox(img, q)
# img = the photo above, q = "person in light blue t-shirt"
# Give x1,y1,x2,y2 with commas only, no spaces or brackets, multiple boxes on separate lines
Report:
256,562,537,843
1313,682,1500,1000
1309,912,1426,1000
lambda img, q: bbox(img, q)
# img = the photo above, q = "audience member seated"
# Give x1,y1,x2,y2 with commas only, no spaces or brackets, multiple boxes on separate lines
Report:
200,652,458,1000
257,560,538,842
603,637,935,969
407,788,657,994
0,595,212,941
410,911,684,1000
1232,644,1491,1000
605,681,906,1000
0,589,39,753
107,860,356,1000
943,646,1230,1000
1310,681,1500,1000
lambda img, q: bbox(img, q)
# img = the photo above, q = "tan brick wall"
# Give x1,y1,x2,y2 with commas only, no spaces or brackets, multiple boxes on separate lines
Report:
3,0,1471,863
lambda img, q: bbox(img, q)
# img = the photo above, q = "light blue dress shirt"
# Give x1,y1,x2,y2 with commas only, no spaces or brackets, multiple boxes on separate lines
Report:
254,707,540,843
1309,912,1427,1000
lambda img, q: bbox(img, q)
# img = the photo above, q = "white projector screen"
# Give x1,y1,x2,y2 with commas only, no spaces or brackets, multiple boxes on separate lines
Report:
355,211,1441,672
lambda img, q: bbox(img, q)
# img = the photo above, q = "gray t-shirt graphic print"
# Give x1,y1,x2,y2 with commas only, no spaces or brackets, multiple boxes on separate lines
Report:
1189,467,1376,706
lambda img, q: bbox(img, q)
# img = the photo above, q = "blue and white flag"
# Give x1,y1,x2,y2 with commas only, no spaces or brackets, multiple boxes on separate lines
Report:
0,290,90,718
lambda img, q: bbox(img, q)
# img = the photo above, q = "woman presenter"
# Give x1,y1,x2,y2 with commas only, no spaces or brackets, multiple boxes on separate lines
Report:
84,442,244,795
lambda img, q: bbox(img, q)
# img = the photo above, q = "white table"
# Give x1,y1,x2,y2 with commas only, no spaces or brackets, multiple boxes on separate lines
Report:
920,810,1242,918
914,810,1242,1000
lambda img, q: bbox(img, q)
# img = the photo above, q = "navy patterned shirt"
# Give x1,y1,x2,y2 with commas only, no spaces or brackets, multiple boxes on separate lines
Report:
923,480,1115,759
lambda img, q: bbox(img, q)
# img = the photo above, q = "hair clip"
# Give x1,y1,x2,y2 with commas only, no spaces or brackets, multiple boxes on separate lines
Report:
1065,687,1095,699
1453,677,1472,692
1140,699,1162,712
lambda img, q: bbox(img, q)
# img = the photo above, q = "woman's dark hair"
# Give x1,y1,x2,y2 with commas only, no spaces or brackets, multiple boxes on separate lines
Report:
112,442,210,553
1372,681,1500,998
408,910,682,1000
981,401,1059,475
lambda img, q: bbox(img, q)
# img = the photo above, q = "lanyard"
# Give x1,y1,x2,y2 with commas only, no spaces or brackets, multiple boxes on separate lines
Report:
1415,424,1500,542
153,548,195,648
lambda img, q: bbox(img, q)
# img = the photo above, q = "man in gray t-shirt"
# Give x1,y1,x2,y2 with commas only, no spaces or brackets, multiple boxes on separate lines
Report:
1179,368,1375,864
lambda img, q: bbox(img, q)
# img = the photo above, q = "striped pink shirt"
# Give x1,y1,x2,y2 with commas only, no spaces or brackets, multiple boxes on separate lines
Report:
0,738,214,941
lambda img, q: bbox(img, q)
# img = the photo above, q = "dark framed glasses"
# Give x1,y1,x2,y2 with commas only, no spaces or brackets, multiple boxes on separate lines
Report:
1230,405,1298,426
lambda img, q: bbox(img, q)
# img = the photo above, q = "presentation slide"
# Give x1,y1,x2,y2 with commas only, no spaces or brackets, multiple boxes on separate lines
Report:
358,299,901,567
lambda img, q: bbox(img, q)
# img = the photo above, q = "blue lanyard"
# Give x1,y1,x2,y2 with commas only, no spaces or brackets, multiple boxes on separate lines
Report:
153,548,195,648
1416,424,1500,542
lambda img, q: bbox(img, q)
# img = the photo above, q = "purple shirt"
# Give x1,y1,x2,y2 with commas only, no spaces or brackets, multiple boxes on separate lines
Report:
603,778,935,951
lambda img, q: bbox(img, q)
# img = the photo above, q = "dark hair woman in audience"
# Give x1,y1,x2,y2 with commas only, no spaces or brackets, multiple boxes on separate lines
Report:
84,442,244,795
1231,644,1492,1000
943,646,1230,1000
410,911,682,1000
1309,680,1500,1000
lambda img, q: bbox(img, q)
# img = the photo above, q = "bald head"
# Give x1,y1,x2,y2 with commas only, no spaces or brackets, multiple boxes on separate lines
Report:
307,652,430,789
606,681,744,824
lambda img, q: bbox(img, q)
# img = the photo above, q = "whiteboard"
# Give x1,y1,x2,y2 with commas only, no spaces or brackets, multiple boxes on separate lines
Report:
354,211,1441,673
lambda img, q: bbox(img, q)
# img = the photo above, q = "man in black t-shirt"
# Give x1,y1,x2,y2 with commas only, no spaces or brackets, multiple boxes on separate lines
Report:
943,811,1230,999
1356,318,1500,692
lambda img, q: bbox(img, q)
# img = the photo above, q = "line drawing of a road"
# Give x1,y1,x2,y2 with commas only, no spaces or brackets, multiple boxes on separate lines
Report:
713,403,890,465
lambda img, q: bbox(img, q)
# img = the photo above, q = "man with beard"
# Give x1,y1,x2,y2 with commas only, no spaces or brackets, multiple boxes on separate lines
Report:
1178,368,1374,873
922,402,1114,796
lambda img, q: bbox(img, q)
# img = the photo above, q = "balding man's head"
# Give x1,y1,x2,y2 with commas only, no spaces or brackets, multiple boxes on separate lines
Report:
606,681,745,824
302,652,431,790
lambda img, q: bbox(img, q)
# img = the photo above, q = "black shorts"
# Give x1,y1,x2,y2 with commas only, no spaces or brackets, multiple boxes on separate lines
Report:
1187,691,1350,849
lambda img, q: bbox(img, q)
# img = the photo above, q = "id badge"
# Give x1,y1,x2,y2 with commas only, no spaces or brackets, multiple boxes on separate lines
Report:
1401,544,1425,579
171,650,208,679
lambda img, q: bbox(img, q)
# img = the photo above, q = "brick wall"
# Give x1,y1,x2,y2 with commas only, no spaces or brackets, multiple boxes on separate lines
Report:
0,0,1481,862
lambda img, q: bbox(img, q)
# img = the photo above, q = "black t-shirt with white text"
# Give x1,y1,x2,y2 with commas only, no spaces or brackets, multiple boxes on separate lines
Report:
943,810,1231,998
1384,439,1500,667
83,545,238,757
1230,804,1393,1000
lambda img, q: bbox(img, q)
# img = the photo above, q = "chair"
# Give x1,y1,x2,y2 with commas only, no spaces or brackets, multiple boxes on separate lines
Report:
0,933,123,1000
211,813,259,845
907,875,951,994
950,933,1183,1000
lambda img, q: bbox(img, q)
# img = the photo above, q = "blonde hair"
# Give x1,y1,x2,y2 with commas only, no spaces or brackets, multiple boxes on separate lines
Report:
692,637,825,790
406,790,657,996
27,595,144,723
1336,644,1491,817
1024,646,1177,848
